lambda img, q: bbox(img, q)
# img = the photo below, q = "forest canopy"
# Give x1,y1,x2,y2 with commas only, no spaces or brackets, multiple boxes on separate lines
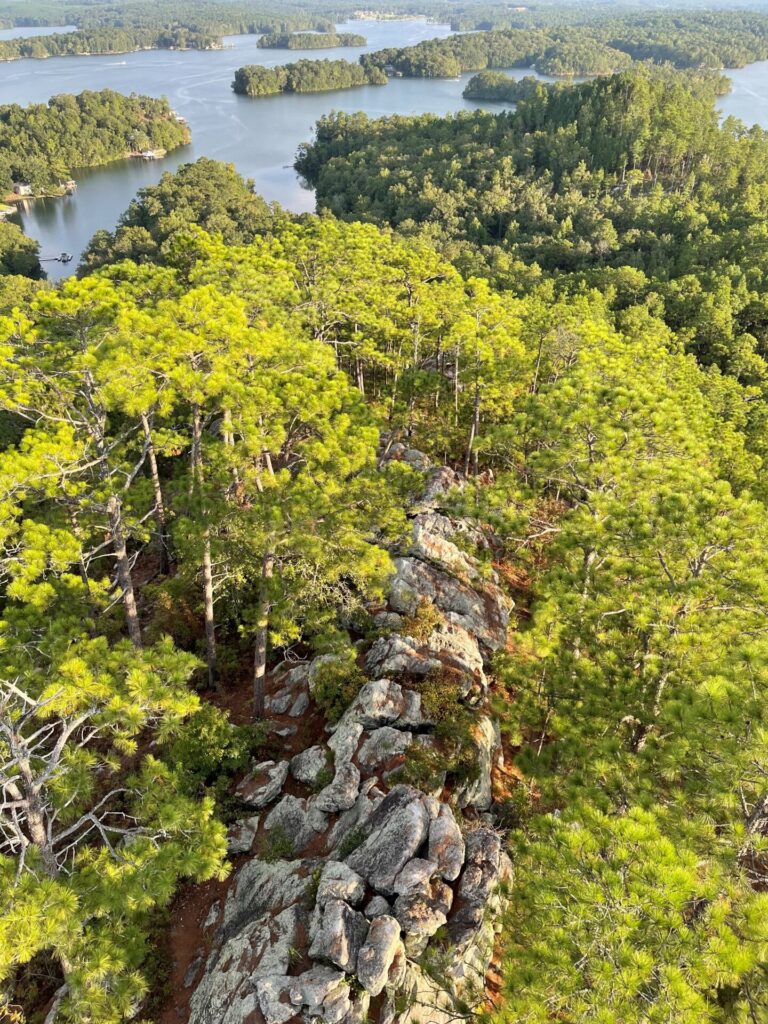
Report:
256,31,366,48
233,58,386,96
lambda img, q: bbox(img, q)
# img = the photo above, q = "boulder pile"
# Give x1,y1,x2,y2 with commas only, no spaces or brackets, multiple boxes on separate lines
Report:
188,448,513,1024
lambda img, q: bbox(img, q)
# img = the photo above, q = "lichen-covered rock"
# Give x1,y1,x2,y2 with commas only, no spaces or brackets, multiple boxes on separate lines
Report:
322,985,353,1024
288,965,345,1011
308,898,369,973
410,512,482,580
189,860,308,1024
419,465,463,509
392,857,437,896
389,556,511,652
346,785,430,896
357,915,405,996
264,794,327,852
364,895,391,919
327,781,383,850
357,726,413,772
255,975,296,1024
428,804,465,881
235,760,288,810
365,634,442,680
449,828,505,940
290,745,329,786
226,814,259,855
314,761,361,814
345,678,424,731
316,861,366,908
328,714,364,764
394,878,453,954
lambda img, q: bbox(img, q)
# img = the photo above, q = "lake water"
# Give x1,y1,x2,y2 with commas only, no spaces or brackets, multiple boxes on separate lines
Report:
1,19,538,279
0,24,75,40
717,61,768,126
7,18,759,281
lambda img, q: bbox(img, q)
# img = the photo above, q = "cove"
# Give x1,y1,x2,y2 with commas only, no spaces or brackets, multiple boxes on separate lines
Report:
0,19,555,280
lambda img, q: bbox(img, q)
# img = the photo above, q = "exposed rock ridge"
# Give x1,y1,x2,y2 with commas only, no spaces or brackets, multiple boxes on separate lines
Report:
188,447,513,1024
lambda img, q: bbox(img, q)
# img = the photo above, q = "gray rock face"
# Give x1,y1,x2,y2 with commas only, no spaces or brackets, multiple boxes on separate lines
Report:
235,760,289,810
290,745,329,786
449,828,505,940
346,785,430,896
328,714,364,765
264,794,327,852
394,878,453,952
308,898,369,972
189,860,308,1024
389,556,511,652
419,465,464,509
356,915,404,997
365,633,441,680
345,678,424,730
226,814,259,856
429,805,465,882
364,895,391,919
316,861,366,908
411,512,482,581
392,858,437,896
288,965,345,1011
456,716,501,812
314,761,361,814
357,726,413,772
255,975,296,1024
288,689,309,717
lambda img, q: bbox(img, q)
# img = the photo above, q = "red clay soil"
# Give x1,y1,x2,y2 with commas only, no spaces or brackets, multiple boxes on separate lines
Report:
154,664,329,1023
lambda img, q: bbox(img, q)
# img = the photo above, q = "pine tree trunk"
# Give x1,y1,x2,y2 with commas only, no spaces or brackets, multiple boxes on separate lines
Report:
463,380,480,477
191,406,218,689
107,494,142,647
141,412,172,575
202,528,218,690
253,552,274,720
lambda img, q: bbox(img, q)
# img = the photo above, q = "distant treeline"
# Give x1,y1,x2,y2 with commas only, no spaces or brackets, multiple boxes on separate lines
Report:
257,31,366,49
0,26,218,61
362,10,768,77
0,90,189,194
233,58,386,96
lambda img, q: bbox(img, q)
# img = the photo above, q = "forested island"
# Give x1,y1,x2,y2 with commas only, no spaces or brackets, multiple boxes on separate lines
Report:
0,25,218,61
0,90,189,195
4,6,768,1024
233,58,386,96
463,70,548,102
257,31,367,48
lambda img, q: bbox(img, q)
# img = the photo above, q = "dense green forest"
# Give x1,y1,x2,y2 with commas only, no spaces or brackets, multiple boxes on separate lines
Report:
233,58,386,96
257,31,367,48
0,25,217,62
0,220,40,278
2,170,768,1021
4,6,768,1024
362,10,768,76
297,66,768,381
0,90,189,194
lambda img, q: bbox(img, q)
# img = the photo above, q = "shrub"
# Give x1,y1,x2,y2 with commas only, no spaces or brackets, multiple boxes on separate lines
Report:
311,649,365,723
402,597,445,643
162,704,266,790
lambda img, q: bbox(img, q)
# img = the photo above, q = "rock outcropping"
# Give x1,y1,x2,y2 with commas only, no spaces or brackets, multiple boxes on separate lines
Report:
187,448,513,1024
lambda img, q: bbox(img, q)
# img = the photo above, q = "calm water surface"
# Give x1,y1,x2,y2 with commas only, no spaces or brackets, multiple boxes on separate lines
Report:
718,61,768,126
2,19,542,279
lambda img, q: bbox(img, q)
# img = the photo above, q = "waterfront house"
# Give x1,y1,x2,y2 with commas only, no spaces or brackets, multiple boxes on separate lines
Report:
12,183,33,196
